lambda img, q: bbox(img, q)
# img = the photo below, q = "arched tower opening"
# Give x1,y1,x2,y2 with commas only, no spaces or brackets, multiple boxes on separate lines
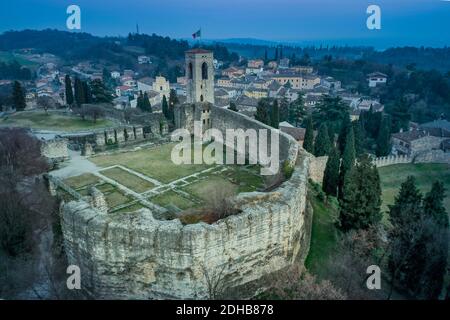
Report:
201,62,208,80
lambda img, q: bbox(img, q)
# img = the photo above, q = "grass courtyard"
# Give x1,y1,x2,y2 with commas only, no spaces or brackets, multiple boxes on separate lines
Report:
1,111,115,131
61,142,265,215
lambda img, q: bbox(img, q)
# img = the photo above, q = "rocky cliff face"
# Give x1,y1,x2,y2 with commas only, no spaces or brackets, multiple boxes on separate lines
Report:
60,151,312,299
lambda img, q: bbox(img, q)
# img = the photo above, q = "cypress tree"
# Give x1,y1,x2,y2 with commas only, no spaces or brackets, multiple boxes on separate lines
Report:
12,81,26,111
303,116,314,154
314,123,331,156
143,92,152,113
337,115,351,154
168,89,178,123
65,75,74,106
353,119,365,156
74,77,85,106
376,116,391,157
338,126,355,200
322,147,340,197
162,95,169,118
338,154,382,231
228,101,238,112
270,99,279,128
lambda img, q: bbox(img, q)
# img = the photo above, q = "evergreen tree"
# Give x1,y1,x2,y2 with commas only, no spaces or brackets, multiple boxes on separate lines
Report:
314,123,331,156
255,98,270,125
270,99,279,128
228,101,238,112
288,94,305,126
388,176,424,298
136,91,144,110
322,147,340,197
424,181,448,228
338,155,382,231
328,122,335,147
162,95,169,117
376,116,391,157
338,126,355,200
64,75,74,106
74,78,85,106
264,49,268,62
142,92,152,112
313,95,349,131
90,79,112,103
274,47,279,61
168,89,178,123
389,97,411,133
12,81,26,111
337,115,351,154
303,116,314,154
83,81,91,104
352,119,365,156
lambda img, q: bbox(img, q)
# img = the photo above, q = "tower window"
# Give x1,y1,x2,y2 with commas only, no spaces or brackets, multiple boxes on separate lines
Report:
200,95,204,102
188,62,193,79
201,62,208,80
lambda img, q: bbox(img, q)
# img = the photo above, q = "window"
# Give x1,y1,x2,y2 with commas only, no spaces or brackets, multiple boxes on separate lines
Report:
188,62,193,79
200,95,204,102
201,62,208,80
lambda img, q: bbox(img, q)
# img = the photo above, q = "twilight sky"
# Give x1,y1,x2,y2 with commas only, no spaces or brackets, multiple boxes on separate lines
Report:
0,0,449,48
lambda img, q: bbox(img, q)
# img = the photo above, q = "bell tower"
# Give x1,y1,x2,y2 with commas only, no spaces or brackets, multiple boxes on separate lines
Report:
185,49,215,104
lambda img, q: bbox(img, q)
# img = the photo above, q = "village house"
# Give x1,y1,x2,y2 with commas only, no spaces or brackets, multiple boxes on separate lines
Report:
111,71,121,79
222,66,245,78
138,55,151,64
247,59,264,68
244,86,268,99
367,72,388,87
391,130,446,156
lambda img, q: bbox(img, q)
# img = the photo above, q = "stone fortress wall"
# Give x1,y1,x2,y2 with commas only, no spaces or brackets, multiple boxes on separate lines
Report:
59,102,313,299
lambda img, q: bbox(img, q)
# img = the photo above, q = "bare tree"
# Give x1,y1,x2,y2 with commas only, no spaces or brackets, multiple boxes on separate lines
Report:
265,265,346,300
202,263,228,300
204,184,238,220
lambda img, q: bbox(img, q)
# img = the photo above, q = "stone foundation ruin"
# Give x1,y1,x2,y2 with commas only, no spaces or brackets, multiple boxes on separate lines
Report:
58,103,314,299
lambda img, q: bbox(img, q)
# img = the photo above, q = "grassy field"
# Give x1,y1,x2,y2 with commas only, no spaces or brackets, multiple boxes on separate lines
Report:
379,163,450,215
100,167,154,193
91,143,212,183
0,51,37,66
183,175,239,202
64,173,101,189
104,190,131,208
1,111,114,131
150,191,197,211
304,191,339,278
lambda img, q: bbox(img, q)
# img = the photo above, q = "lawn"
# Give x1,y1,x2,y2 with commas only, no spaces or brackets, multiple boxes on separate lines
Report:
100,167,154,193
90,143,212,183
63,173,101,190
182,175,239,202
1,111,114,131
304,191,339,278
104,190,132,208
150,190,197,211
379,163,450,215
